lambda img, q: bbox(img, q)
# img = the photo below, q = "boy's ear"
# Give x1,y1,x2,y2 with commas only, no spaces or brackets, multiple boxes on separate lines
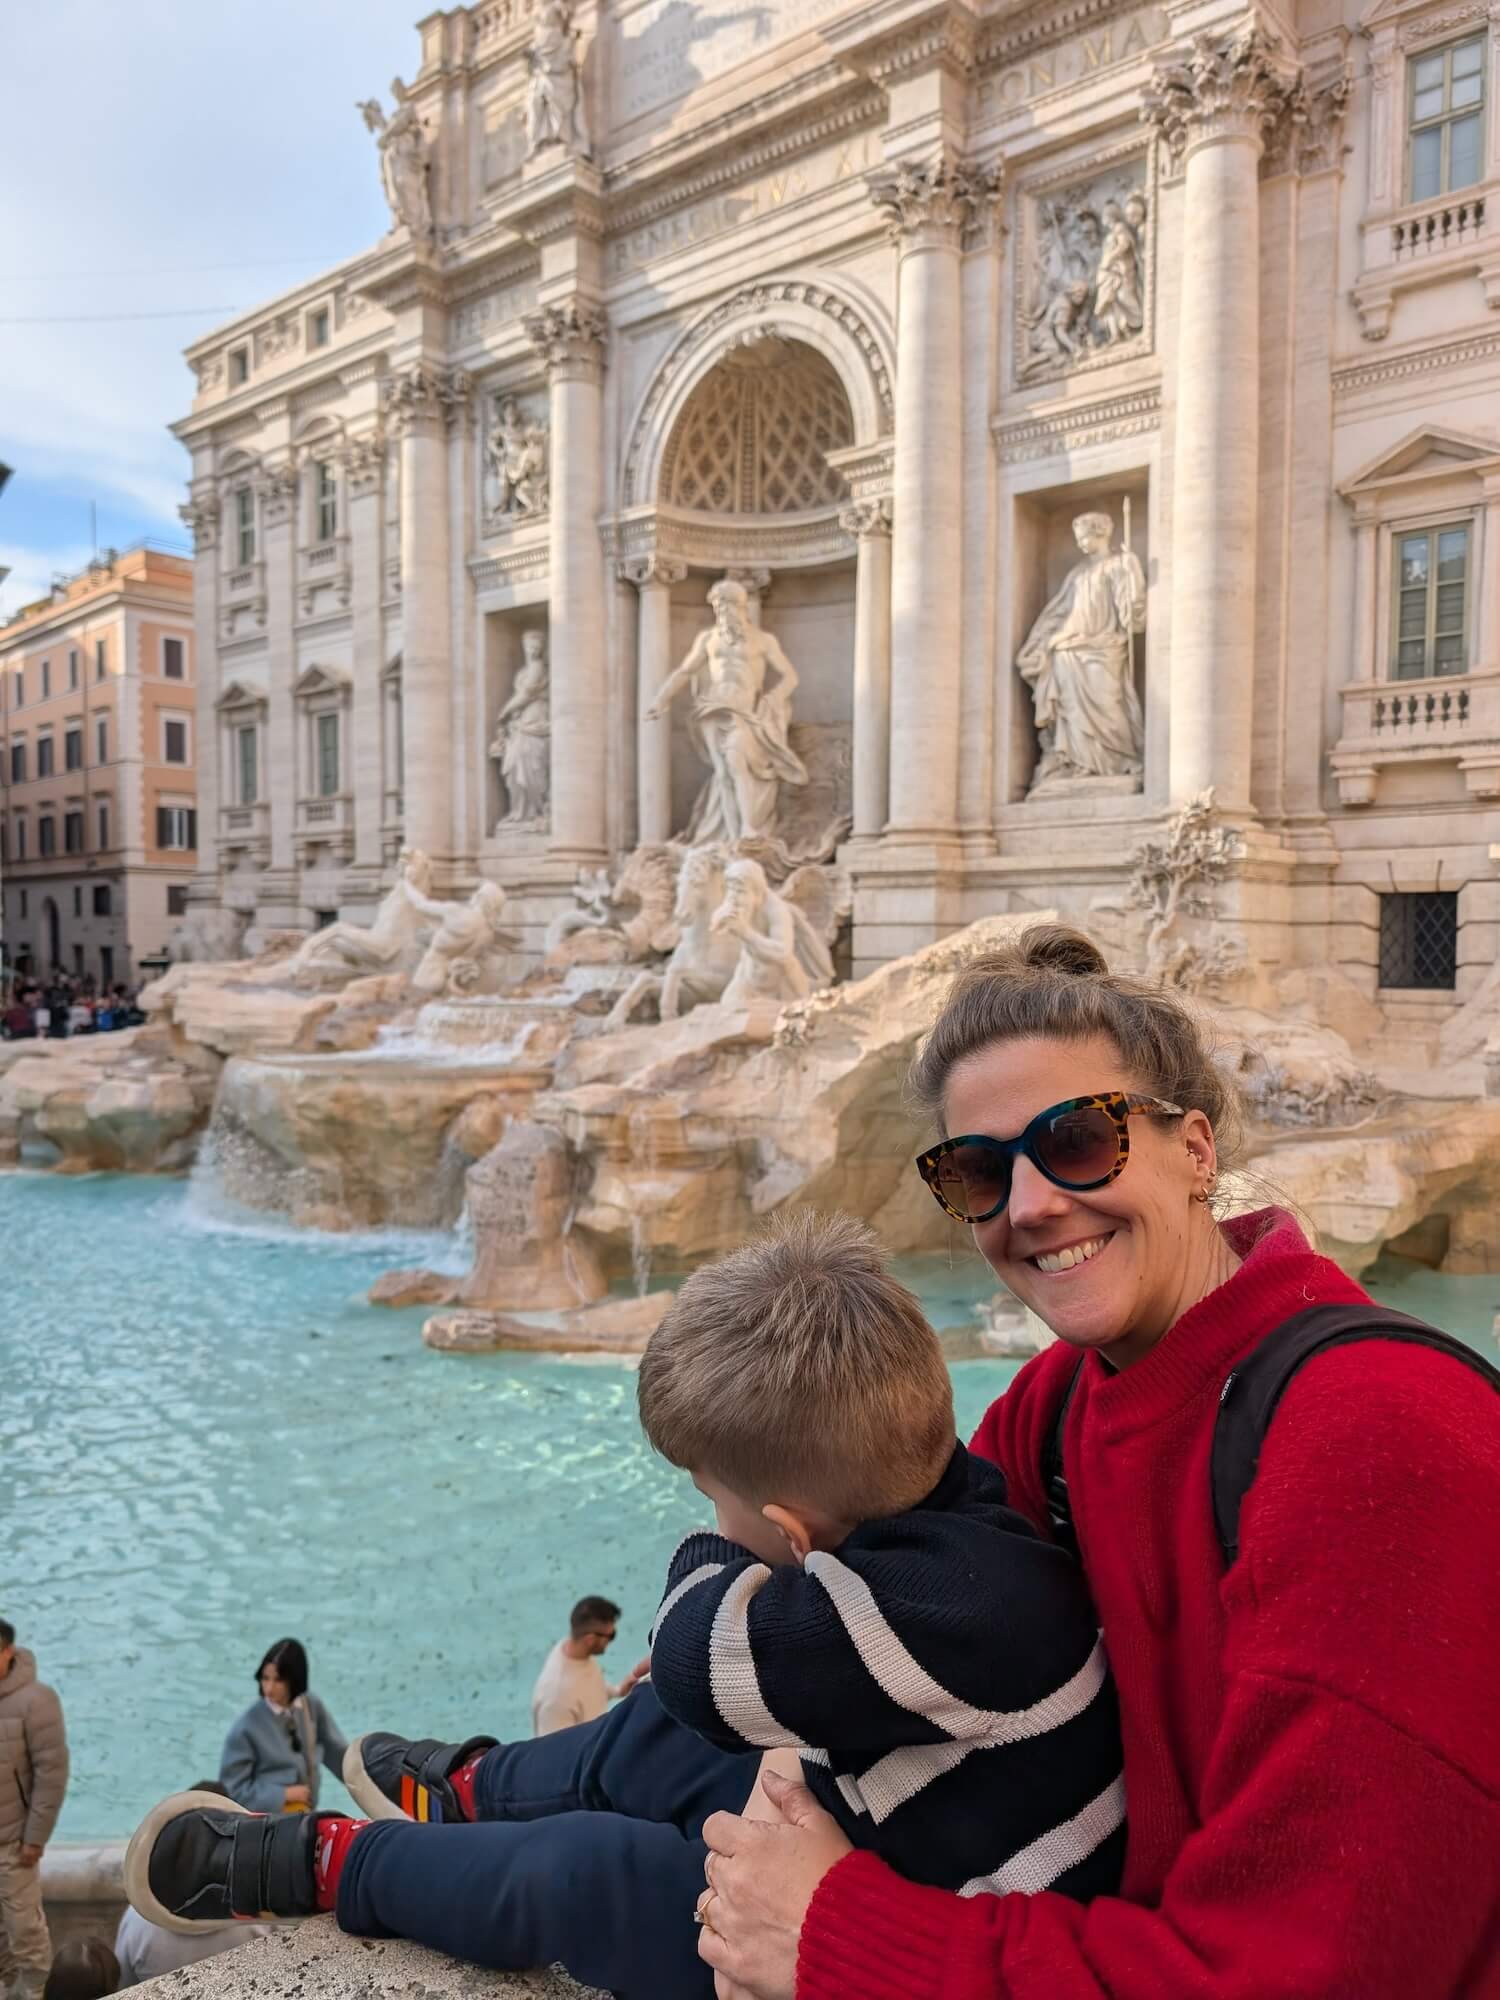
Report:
760,1503,812,1563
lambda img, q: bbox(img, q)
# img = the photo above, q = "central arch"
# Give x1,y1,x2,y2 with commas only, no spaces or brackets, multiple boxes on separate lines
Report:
660,336,855,516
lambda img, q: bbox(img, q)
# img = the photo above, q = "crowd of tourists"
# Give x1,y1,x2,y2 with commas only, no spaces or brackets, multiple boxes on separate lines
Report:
6,925,1499,2000
0,974,144,1041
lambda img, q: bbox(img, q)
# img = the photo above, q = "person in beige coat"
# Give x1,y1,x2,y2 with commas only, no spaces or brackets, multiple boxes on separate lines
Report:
0,1619,68,2000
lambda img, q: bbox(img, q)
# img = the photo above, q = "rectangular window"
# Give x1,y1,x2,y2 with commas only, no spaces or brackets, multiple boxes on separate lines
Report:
1393,522,1470,679
164,719,189,765
163,636,186,680
237,725,258,805
64,729,82,772
97,802,110,849
72,887,82,918
314,908,338,930
40,659,50,698
316,711,340,797
93,884,112,917
1409,35,1487,200
236,487,256,566
64,812,83,854
156,806,198,850
10,742,24,783
167,885,189,917
39,816,55,856
18,888,27,915
315,460,338,543
96,716,108,765
100,944,114,987
1379,891,1458,988
67,649,79,690
36,736,54,778
229,345,249,387
14,821,25,861
12,669,22,707
309,306,331,348
95,637,107,681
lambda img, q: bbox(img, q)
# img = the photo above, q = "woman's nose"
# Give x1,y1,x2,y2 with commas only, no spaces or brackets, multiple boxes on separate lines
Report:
1005,1153,1074,1230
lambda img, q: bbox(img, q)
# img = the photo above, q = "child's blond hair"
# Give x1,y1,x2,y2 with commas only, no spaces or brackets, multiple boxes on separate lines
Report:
637,1209,955,1521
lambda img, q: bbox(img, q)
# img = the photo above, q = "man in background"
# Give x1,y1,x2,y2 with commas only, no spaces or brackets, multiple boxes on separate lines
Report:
531,1597,645,1736
0,1617,68,2000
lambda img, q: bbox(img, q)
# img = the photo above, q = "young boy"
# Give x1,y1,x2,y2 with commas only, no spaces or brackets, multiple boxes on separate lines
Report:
124,1213,1123,1999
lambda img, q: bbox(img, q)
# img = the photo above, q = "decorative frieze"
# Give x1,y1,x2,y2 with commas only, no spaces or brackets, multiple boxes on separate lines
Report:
995,386,1162,463
1014,148,1154,385
256,314,303,364
1332,325,1500,398
483,393,550,520
1140,24,1302,164
522,299,607,377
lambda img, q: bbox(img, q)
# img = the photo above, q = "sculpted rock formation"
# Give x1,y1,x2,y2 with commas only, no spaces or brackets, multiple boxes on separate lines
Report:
0,1032,214,1174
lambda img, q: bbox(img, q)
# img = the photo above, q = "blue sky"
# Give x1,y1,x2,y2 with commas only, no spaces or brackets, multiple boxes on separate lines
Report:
0,0,425,617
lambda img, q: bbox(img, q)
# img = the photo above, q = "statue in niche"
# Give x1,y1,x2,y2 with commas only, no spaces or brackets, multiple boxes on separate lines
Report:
1018,512,1146,791
526,0,591,161
411,882,517,997
483,397,549,518
283,848,440,985
489,630,551,829
645,579,808,844
1019,184,1148,380
714,858,836,1009
358,81,434,243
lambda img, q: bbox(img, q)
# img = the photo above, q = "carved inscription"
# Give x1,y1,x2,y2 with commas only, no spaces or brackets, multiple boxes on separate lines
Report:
979,7,1170,114
615,0,851,123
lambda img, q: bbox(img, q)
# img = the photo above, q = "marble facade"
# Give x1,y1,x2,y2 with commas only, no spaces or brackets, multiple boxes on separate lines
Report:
174,0,1500,1038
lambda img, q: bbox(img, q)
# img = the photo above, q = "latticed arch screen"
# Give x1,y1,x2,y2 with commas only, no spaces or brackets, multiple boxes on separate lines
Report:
662,343,854,514
1378,891,1458,989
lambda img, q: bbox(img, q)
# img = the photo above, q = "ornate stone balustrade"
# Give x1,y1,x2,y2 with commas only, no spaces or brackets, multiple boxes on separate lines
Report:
1331,669,1500,801
1392,192,1488,260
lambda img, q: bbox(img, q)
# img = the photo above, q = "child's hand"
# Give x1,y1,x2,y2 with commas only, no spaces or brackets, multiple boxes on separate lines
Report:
613,1655,652,1699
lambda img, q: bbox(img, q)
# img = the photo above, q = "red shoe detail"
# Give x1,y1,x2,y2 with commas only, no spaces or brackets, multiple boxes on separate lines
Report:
313,1816,367,1913
447,1752,484,1821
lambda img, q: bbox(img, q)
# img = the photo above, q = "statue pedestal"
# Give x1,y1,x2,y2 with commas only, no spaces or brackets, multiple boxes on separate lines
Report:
1026,772,1142,803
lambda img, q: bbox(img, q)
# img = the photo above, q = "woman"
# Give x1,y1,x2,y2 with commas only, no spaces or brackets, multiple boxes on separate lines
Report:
696,927,1500,2000
219,1639,347,1815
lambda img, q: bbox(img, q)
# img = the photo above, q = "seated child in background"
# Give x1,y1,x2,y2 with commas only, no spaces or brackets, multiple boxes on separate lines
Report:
123,1211,1123,2000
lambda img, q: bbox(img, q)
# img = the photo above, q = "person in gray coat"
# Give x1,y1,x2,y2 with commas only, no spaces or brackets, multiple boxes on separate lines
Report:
0,1617,69,2000
218,1640,347,1815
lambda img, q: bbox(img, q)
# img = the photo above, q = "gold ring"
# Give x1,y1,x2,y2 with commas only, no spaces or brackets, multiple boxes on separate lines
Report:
694,1890,719,1932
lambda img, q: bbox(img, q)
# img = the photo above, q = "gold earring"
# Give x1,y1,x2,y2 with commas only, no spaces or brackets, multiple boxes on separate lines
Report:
1193,1175,1217,1207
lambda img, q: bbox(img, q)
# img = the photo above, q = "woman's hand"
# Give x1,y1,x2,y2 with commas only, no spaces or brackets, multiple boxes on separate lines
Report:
283,1783,311,1808
697,1767,853,2000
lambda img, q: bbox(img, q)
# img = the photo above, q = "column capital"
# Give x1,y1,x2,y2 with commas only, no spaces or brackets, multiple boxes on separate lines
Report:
179,492,220,551
253,459,300,528
1141,23,1301,165
839,497,894,540
383,364,470,437
340,429,388,495
523,299,608,379
868,155,994,252
620,554,688,590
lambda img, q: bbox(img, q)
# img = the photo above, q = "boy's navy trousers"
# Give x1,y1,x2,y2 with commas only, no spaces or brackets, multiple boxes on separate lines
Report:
337,1682,757,1999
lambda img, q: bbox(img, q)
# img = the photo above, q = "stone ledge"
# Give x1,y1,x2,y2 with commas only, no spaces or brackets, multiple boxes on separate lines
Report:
136,1916,605,1998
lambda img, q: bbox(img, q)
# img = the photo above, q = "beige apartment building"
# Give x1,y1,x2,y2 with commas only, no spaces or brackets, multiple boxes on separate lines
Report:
0,546,198,986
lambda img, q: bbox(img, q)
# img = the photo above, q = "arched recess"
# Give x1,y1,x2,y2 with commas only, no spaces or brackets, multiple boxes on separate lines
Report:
622,275,894,512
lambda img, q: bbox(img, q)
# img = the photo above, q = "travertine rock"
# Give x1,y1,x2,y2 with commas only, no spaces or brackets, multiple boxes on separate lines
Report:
0,1035,213,1174
369,1268,461,1309
459,1121,607,1309
423,1291,666,1353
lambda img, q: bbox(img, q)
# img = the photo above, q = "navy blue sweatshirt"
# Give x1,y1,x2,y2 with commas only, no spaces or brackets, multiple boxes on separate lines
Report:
649,1443,1125,1898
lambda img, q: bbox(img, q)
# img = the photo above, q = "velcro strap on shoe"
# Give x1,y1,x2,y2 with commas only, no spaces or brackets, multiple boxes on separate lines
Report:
229,1819,269,1918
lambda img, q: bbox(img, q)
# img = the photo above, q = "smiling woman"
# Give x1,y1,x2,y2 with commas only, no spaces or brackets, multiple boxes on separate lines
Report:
696,923,1500,2000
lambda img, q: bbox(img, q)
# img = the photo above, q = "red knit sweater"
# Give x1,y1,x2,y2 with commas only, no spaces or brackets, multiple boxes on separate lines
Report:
799,1211,1500,2000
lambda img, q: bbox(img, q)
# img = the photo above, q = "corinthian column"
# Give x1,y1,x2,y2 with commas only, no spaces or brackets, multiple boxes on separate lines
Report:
869,159,972,837
621,555,687,845
839,500,894,839
1143,25,1300,810
177,487,221,897
342,430,388,877
257,460,300,889
524,299,609,864
385,364,466,863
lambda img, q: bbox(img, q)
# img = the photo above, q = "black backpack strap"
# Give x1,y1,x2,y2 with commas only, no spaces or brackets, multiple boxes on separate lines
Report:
1212,1303,1500,1566
1041,1354,1086,1556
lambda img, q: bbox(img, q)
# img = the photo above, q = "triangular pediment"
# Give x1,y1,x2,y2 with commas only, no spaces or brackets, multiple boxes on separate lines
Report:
1358,0,1482,32
1340,425,1500,496
293,662,351,698
215,673,268,712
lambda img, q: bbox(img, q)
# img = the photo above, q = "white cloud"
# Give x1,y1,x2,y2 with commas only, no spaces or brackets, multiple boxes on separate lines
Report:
0,542,96,623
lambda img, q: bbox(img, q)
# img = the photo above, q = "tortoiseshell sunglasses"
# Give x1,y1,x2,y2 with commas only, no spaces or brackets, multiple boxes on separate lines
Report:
915,1090,1184,1224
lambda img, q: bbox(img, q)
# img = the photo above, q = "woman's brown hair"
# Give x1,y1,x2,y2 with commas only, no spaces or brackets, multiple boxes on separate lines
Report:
909,921,1241,1166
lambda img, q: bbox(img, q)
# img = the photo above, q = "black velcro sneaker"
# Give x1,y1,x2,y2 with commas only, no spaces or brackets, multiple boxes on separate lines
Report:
124,1789,325,1933
343,1730,497,1823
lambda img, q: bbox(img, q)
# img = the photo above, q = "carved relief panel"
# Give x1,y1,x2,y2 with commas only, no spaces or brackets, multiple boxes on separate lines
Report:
1013,145,1157,389
481,387,550,527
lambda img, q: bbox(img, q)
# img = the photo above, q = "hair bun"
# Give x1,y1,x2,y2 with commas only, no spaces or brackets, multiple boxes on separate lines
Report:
1019,922,1109,979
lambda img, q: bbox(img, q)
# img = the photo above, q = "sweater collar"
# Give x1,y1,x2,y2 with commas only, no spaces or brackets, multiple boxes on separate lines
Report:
1079,1208,1366,1437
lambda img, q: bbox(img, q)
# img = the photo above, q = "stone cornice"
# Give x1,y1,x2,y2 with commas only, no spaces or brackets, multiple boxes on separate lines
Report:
1141,23,1302,162
994,384,1162,462
842,1,983,85
1332,325,1500,398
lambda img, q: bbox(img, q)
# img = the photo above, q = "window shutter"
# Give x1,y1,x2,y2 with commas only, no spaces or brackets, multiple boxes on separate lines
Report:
157,806,169,847
187,810,198,849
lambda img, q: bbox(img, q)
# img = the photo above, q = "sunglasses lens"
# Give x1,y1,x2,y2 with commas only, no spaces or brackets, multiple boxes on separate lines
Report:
932,1142,1010,1222
1034,1105,1120,1187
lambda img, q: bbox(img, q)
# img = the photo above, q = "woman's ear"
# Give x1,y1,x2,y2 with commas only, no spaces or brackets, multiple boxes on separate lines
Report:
1182,1107,1217,1186
760,1504,813,1564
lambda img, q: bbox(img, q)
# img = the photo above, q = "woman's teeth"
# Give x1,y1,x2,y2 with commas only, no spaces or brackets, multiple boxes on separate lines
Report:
1032,1235,1111,1275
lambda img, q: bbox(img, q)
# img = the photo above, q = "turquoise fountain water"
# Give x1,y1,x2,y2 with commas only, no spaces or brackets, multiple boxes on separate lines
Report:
2,1172,1015,1839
